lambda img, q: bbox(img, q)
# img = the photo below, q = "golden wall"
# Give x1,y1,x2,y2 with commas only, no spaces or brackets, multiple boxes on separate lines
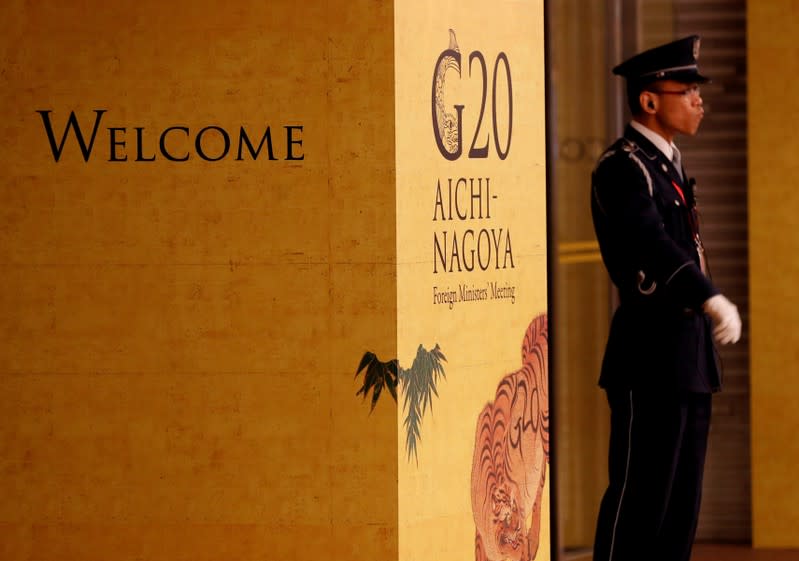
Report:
748,0,799,548
0,2,398,559
0,1,547,560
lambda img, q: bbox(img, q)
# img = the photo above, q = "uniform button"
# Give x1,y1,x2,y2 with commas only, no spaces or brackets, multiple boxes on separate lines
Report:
661,163,668,172
675,200,680,206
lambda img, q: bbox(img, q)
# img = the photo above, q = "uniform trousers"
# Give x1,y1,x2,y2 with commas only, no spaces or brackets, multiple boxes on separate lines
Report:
593,388,712,561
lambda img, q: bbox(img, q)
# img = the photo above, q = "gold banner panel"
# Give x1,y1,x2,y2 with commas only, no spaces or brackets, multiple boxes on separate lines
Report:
394,2,550,560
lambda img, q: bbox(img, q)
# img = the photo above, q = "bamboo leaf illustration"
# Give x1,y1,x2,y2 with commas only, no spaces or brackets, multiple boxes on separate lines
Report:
399,343,447,463
355,352,377,378
355,344,447,463
371,378,383,411
355,352,399,413
385,361,399,401
402,393,422,463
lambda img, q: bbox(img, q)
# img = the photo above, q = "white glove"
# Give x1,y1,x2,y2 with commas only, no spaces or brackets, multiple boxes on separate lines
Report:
702,294,742,345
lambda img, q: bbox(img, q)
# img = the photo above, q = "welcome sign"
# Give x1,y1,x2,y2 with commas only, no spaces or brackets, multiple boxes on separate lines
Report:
35,109,305,162
0,2,548,560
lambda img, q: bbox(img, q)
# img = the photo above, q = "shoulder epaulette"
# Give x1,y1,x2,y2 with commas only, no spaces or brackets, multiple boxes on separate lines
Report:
627,150,654,197
593,139,654,198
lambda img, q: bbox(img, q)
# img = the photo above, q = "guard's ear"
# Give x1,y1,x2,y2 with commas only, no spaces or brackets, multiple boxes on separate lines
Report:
640,91,657,114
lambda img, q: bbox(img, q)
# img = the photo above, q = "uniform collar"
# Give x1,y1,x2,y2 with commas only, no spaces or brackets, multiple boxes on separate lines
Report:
630,120,678,162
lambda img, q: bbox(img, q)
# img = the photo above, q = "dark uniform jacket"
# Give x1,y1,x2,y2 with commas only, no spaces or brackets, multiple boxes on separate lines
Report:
591,124,720,393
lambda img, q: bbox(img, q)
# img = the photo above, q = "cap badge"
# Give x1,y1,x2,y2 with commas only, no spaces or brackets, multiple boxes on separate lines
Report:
693,37,701,60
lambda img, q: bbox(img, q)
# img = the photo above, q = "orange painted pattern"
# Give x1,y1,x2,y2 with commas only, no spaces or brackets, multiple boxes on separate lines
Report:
471,314,549,561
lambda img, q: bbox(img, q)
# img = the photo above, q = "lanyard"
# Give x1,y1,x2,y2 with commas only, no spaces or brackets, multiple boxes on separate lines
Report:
672,179,706,270
671,180,687,206
671,180,695,232
671,179,702,241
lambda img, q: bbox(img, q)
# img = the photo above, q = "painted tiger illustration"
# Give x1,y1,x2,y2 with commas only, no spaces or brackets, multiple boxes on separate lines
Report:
471,314,550,561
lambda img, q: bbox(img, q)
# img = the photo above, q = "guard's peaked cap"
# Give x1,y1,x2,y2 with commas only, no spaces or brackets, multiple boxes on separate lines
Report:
613,35,710,84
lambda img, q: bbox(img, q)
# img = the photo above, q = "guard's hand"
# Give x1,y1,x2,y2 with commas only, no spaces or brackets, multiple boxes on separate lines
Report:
702,294,742,345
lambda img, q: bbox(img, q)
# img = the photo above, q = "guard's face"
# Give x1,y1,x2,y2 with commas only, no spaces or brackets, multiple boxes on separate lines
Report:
650,80,705,136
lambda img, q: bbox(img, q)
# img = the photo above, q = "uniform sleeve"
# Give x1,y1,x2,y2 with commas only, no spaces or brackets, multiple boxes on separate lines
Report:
592,153,717,310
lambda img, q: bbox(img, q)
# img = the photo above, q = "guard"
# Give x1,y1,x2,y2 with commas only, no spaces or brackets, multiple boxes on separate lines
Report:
590,35,742,561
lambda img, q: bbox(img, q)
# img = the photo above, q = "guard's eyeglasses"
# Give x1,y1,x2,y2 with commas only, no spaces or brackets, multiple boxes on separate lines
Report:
648,85,701,97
